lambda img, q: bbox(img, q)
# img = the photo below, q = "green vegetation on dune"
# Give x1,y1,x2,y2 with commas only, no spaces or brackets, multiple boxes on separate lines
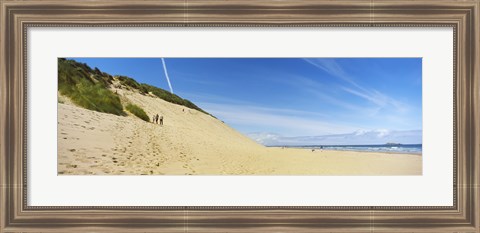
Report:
116,75,146,93
58,58,124,116
126,103,150,122
58,58,212,118
68,79,124,115
115,75,208,115
139,83,212,116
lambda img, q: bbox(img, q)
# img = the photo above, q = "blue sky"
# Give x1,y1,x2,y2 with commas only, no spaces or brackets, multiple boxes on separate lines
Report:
69,57,422,145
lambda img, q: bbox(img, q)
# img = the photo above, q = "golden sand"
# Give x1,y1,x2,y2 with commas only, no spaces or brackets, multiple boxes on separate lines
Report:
58,89,422,175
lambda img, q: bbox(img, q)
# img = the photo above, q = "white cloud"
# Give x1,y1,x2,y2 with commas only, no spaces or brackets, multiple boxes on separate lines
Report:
247,129,422,146
247,132,282,144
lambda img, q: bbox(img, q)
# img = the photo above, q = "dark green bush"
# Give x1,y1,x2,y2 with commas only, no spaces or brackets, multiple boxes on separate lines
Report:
126,104,149,122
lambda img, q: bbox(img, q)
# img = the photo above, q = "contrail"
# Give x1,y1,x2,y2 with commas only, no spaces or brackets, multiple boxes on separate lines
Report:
161,58,174,94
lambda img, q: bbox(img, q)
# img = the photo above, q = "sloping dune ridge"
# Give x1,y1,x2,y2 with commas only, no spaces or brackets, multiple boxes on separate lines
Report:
58,88,422,175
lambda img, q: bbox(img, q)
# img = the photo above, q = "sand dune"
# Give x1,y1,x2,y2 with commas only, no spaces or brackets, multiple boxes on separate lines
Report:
58,89,422,175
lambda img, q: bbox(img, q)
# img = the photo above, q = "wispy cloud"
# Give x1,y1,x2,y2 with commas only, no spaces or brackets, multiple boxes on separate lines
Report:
274,74,369,112
303,58,410,114
304,58,349,82
198,102,359,136
161,58,174,94
341,87,387,107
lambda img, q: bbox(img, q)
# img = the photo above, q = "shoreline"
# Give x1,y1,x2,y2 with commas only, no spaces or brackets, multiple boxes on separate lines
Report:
268,146,422,156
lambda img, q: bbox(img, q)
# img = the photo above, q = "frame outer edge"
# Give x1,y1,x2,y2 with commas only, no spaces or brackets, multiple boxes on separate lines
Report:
1,0,479,232
0,0,4,232
1,0,9,232
474,1,480,232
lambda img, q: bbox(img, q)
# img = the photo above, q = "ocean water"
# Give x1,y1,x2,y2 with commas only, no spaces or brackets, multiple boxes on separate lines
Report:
293,144,422,154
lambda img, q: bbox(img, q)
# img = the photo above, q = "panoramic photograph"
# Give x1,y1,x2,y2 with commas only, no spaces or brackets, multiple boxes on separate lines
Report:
57,57,422,175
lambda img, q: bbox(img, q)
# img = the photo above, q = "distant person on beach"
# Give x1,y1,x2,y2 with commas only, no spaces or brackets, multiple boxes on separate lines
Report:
152,114,156,123
159,115,163,125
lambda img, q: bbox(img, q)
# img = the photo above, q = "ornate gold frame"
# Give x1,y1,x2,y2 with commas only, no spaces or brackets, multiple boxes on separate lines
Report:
1,0,479,232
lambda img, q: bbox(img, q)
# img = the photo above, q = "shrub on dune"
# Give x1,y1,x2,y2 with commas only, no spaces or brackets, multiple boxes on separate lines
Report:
69,80,124,115
126,103,150,122
58,59,125,116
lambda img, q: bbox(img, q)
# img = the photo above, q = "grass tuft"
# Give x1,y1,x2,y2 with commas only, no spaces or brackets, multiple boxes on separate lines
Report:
58,58,124,116
126,104,150,122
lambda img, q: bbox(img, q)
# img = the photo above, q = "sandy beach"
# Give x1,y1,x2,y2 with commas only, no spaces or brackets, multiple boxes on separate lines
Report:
58,88,422,175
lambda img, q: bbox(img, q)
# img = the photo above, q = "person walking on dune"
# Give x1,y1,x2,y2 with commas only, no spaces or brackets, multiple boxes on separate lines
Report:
152,114,157,124
159,115,163,125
